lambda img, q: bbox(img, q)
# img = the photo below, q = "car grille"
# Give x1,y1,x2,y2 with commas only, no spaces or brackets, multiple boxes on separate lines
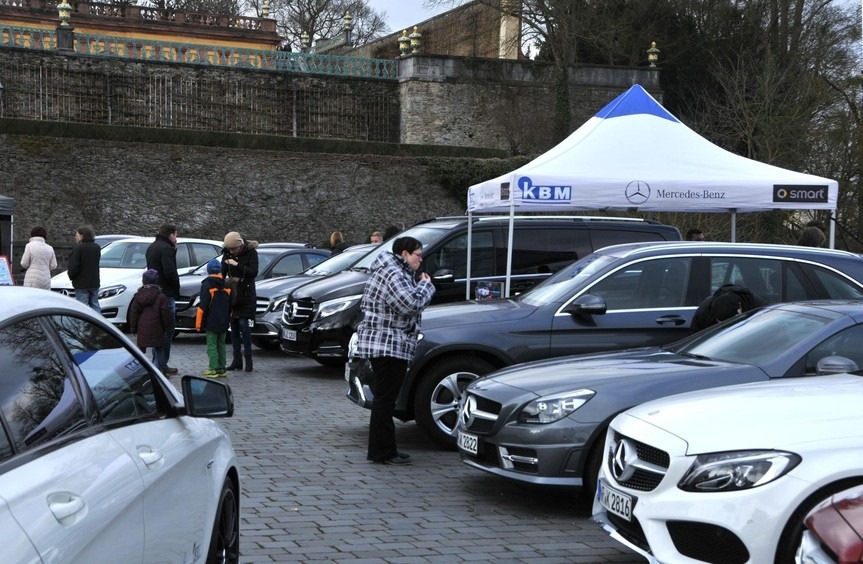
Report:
282,298,315,326
606,431,669,492
52,288,75,298
459,392,501,434
255,297,269,316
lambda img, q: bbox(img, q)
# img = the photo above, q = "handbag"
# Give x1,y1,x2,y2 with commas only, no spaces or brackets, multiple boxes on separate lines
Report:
226,276,241,305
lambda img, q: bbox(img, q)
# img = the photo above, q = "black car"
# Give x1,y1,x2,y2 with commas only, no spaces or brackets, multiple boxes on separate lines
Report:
281,215,681,366
175,244,330,334
456,300,863,498
346,241,863,447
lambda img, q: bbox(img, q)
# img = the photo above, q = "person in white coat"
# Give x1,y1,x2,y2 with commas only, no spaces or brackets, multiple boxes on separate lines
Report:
21,226,57,290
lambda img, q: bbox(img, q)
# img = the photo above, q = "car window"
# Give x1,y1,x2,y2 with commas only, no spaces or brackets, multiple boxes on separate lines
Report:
48,316,160,424
306,253,327,269
100,242,150,268
270,254,306,278
424,231,495,279
175,243,193,270
805,325,863,374
508,229,582,275
190,243,221,266
0,318,88,459
806,266,863,300
588,257,692,310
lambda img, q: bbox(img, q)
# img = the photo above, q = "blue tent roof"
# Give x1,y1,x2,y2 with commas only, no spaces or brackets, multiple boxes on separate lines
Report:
594,84,679,122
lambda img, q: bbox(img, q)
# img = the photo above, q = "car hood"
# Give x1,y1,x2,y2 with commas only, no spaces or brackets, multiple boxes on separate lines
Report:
471,350,754,399
51,268,144,289
289,270,368,300
256,274,316,297
422,299,535,330
619,374,863,454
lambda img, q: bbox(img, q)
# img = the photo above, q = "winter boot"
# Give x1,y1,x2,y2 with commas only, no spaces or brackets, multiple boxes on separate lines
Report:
227,356,243,371
244,354,253,372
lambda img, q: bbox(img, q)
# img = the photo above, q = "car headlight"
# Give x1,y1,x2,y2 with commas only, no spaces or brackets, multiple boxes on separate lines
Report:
98,285,126,299
271,295,288,312
679,450,801,492
518,389,595,424
314,295,362,321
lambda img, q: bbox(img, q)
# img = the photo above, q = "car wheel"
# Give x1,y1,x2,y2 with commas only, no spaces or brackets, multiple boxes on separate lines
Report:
206,479,240,564
414,357,494,449
252,336,280,350
774,478,863,564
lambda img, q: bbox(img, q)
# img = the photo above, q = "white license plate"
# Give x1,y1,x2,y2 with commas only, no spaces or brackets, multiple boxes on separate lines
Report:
599,480,633,521
457,431,478,456
281,328,297,341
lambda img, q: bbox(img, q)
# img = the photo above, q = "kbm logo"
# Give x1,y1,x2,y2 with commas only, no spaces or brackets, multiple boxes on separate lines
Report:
517,176,572,205
773,185,828,203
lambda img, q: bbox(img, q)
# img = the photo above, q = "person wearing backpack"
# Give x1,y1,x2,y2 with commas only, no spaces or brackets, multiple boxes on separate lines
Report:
196,258,232,378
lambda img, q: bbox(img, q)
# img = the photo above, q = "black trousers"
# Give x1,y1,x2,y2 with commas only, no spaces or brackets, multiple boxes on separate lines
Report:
231,317,253,357
367,356,408,462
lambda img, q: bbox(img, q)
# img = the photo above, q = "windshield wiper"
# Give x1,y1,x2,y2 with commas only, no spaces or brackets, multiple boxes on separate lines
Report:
678,351,712,361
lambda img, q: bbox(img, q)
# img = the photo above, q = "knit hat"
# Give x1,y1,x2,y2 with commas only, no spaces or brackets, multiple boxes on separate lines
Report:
207,258,222,275
142,268,159,285
223,231,243,249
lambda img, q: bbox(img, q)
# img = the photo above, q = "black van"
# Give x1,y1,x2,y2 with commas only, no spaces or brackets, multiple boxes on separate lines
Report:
279,216,681,365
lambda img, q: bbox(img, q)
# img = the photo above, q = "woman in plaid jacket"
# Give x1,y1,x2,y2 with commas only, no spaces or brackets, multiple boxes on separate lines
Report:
356,236,435,466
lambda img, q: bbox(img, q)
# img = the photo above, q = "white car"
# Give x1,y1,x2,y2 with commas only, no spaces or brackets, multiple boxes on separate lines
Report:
51,236,222,329
0,287,239,562
593,374,863,564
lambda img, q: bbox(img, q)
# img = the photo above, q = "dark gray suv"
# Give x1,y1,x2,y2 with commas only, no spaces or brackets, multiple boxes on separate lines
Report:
281,216,681,366
346,241,863,447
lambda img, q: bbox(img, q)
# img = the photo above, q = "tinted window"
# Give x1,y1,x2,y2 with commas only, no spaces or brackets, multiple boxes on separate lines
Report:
175,243,193,270
0,318,87,457
424,231,495,279
508,229,582,275
49,316,160,424
806,324,863,373
709,257,809,304
270,254,306,278
590,228,666,250
807,266,863,300
589,257,692,310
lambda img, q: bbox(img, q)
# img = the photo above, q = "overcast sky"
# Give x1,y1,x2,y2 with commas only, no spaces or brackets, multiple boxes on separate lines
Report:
369,1,448,34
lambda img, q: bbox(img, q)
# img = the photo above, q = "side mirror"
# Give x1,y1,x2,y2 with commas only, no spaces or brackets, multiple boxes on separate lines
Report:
432,269,454,282
563,294,607,316
816,355,859,376
181,376,234,417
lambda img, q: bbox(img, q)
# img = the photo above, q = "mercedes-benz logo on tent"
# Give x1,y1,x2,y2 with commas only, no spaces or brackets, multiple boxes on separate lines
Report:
625,180,651,205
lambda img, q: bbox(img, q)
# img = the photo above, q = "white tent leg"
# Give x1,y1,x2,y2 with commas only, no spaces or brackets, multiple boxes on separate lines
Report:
466,212,473,300
731,211,737,242
829,212,836,249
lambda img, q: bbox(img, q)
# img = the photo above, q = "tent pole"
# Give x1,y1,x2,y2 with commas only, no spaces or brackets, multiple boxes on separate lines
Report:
829,211,836,249
731,211,737,242
466,211,473,300
506,200,515,298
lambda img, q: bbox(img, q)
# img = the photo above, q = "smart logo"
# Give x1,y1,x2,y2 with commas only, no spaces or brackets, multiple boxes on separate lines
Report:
517,176,572,205
773,185,828,203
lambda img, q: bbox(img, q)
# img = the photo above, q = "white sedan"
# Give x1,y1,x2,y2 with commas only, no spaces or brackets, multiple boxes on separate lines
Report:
51,236,222,329
593,373,863,564
0,287,239,562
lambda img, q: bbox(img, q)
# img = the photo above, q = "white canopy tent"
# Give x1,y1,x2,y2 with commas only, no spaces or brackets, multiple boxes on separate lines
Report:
466,84,838,298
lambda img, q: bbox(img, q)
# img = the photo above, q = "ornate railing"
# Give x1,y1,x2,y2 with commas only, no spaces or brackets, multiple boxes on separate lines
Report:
0,25,399,79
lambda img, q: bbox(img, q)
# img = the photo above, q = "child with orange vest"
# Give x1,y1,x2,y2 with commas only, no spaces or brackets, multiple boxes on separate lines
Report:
196,258,232,377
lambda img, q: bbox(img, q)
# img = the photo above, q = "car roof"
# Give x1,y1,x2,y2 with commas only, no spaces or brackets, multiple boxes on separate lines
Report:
109,236,223,245
595,240,863,261
4,286,102,320
258,242,318,248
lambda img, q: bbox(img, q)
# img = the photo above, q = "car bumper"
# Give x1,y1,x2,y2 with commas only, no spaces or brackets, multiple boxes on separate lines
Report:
456,423,592,487
279,323,348,359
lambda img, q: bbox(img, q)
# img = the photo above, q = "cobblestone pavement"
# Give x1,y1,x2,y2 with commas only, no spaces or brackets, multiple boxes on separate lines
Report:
168,334,645,564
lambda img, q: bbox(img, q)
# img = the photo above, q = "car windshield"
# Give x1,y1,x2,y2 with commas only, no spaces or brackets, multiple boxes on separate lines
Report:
352,225,453,270
675,307,836,365
304,247,371,276
516,253,618,306
99,241,151,269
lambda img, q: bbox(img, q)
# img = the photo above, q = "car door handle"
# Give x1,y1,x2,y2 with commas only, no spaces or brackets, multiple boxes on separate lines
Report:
48,494,85,523
137,446,164,467
655,315,687,326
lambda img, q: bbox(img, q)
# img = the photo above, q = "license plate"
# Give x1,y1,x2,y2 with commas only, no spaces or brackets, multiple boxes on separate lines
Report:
598,480,633,521
457,431,478,456
281,328,297,341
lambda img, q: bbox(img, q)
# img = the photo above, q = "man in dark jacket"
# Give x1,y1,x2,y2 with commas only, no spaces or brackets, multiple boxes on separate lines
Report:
146,223,180,374
68,224,102,313
690,284,768,333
